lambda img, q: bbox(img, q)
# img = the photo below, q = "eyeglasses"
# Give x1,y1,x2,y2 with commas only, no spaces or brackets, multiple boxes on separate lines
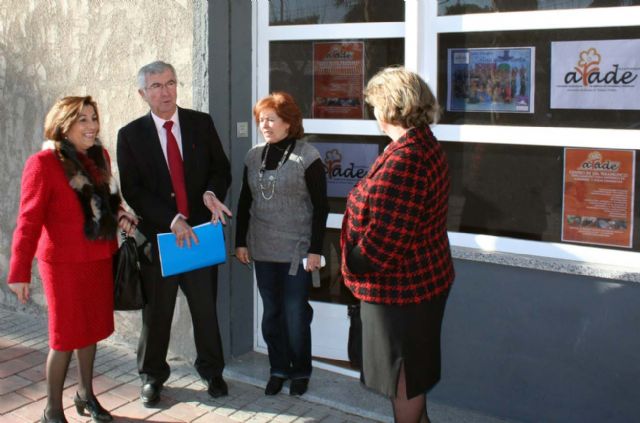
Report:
145,80,177,93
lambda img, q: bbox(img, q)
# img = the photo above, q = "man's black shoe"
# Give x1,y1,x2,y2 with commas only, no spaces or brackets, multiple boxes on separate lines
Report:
207,375,228,398
140,383,161,407
264,376,286,396
289,378,309,396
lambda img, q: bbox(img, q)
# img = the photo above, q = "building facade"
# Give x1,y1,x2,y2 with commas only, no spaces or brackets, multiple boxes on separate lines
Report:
2,1,639,422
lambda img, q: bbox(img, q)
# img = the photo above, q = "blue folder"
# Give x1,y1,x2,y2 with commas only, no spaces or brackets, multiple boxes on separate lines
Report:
157,222,226,277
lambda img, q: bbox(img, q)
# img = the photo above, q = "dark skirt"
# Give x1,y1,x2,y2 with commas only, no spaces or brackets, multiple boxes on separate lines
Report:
360,292,449,399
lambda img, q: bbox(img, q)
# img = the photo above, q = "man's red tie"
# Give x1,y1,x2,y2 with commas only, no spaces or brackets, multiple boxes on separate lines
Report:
163,120,189,218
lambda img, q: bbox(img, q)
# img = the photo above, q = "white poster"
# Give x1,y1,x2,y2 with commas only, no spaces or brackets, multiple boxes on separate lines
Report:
311,142,378,198
550,39,640,110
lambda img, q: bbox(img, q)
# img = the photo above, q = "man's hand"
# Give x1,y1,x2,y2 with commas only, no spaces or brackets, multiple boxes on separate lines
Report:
9,283,30,304
172,217,199,248
203,192,232,225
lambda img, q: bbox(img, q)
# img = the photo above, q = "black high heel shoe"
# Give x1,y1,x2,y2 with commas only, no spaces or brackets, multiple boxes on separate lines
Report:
74,392,113,422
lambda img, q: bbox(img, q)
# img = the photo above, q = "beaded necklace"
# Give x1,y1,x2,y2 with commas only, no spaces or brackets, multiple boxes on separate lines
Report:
258,142,293,201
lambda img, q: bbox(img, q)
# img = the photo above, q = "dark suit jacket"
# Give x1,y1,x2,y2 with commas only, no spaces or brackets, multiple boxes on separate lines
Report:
117,107,231,243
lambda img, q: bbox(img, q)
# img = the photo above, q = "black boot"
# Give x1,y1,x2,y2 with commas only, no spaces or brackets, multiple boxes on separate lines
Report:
289,378,309,396
265,376,286,395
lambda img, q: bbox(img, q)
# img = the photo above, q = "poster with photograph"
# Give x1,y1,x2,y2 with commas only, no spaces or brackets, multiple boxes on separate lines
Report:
550,39,640,110
562,148,635,248
313,42,365,119
447,47,535,113
311,142,378,198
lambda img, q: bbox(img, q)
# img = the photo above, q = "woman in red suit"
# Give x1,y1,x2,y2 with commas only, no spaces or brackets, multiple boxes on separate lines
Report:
341,68,455,423
7,96,137,423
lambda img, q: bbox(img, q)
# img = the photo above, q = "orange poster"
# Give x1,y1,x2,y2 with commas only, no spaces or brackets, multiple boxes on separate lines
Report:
312,42,364,119
562,148,635,248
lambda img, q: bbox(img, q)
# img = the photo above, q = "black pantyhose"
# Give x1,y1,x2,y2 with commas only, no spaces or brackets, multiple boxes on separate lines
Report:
75,343,97,400
44,348,72,420
391,364,431,423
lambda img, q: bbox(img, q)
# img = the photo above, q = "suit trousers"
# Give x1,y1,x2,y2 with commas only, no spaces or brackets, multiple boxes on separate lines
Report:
137,260,224,386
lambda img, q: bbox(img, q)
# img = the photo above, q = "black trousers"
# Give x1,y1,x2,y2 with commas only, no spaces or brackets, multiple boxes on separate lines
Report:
137,260,224,386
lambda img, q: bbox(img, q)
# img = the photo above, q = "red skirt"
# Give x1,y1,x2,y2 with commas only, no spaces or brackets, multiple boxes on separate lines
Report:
38,258,114,351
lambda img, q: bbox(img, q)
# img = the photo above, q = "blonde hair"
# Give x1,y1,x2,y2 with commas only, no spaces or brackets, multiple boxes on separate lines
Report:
44,96,99,141
364,67,440,128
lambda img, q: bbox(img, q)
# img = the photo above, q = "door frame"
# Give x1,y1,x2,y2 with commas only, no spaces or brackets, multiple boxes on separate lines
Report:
251,1,408,377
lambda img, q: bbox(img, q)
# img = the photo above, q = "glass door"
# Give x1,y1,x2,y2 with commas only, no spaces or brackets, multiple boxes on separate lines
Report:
253,0,407,373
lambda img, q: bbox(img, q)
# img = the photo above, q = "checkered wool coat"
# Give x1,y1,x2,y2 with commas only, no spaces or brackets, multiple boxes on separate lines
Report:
341,125,454,305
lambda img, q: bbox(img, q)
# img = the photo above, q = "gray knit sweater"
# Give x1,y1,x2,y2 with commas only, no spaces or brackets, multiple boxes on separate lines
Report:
245,141,321,275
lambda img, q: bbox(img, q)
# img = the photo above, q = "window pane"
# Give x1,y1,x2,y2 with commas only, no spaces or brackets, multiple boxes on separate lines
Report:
443,141,640,251
270,0,404,25
310,229,356,305
438,27,640,129
438,0,640,16
305,134,390,213
270,39,404,119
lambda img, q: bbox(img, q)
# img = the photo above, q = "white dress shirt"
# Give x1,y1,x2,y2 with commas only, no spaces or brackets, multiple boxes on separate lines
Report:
150,109,183,163
150,109,216,229
150,110,186,229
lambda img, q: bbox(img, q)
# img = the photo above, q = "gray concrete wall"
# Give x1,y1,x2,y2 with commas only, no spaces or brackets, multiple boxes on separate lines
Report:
433,259,640,422
209,0,255,357
0,0,216,362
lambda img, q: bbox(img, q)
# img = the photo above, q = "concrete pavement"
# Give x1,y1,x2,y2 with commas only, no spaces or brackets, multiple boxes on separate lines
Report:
0,308,514,423
0,308,373,423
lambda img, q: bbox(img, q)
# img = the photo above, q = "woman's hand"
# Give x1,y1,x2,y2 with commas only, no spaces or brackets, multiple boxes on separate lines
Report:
9,283,30,304
235,247,251,265
305,253,322,272
117,210,139,236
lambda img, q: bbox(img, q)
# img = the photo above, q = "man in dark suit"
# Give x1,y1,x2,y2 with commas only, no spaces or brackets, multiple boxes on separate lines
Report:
117,60,232,406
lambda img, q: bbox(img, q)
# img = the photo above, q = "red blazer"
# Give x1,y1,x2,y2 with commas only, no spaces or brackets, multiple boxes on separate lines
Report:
341,126,454,305
8,149,117,283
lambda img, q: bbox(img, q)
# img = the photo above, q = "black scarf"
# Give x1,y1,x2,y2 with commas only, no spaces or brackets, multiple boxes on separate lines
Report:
55,140,121,240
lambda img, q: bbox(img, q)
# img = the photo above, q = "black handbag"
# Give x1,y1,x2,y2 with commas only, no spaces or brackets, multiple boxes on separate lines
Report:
113,234,145,310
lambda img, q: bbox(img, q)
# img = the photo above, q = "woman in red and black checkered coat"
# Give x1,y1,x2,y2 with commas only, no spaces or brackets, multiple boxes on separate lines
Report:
341,67,454,423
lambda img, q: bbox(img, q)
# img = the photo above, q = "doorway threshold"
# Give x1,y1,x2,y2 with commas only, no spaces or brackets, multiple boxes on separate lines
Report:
225,351,390,421
312,356,360,378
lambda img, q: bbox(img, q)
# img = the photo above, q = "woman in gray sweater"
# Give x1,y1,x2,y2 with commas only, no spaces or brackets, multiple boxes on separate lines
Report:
235,92,329,397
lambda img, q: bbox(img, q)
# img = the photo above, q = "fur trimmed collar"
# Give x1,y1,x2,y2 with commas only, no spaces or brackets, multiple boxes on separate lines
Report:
44,139,121,240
